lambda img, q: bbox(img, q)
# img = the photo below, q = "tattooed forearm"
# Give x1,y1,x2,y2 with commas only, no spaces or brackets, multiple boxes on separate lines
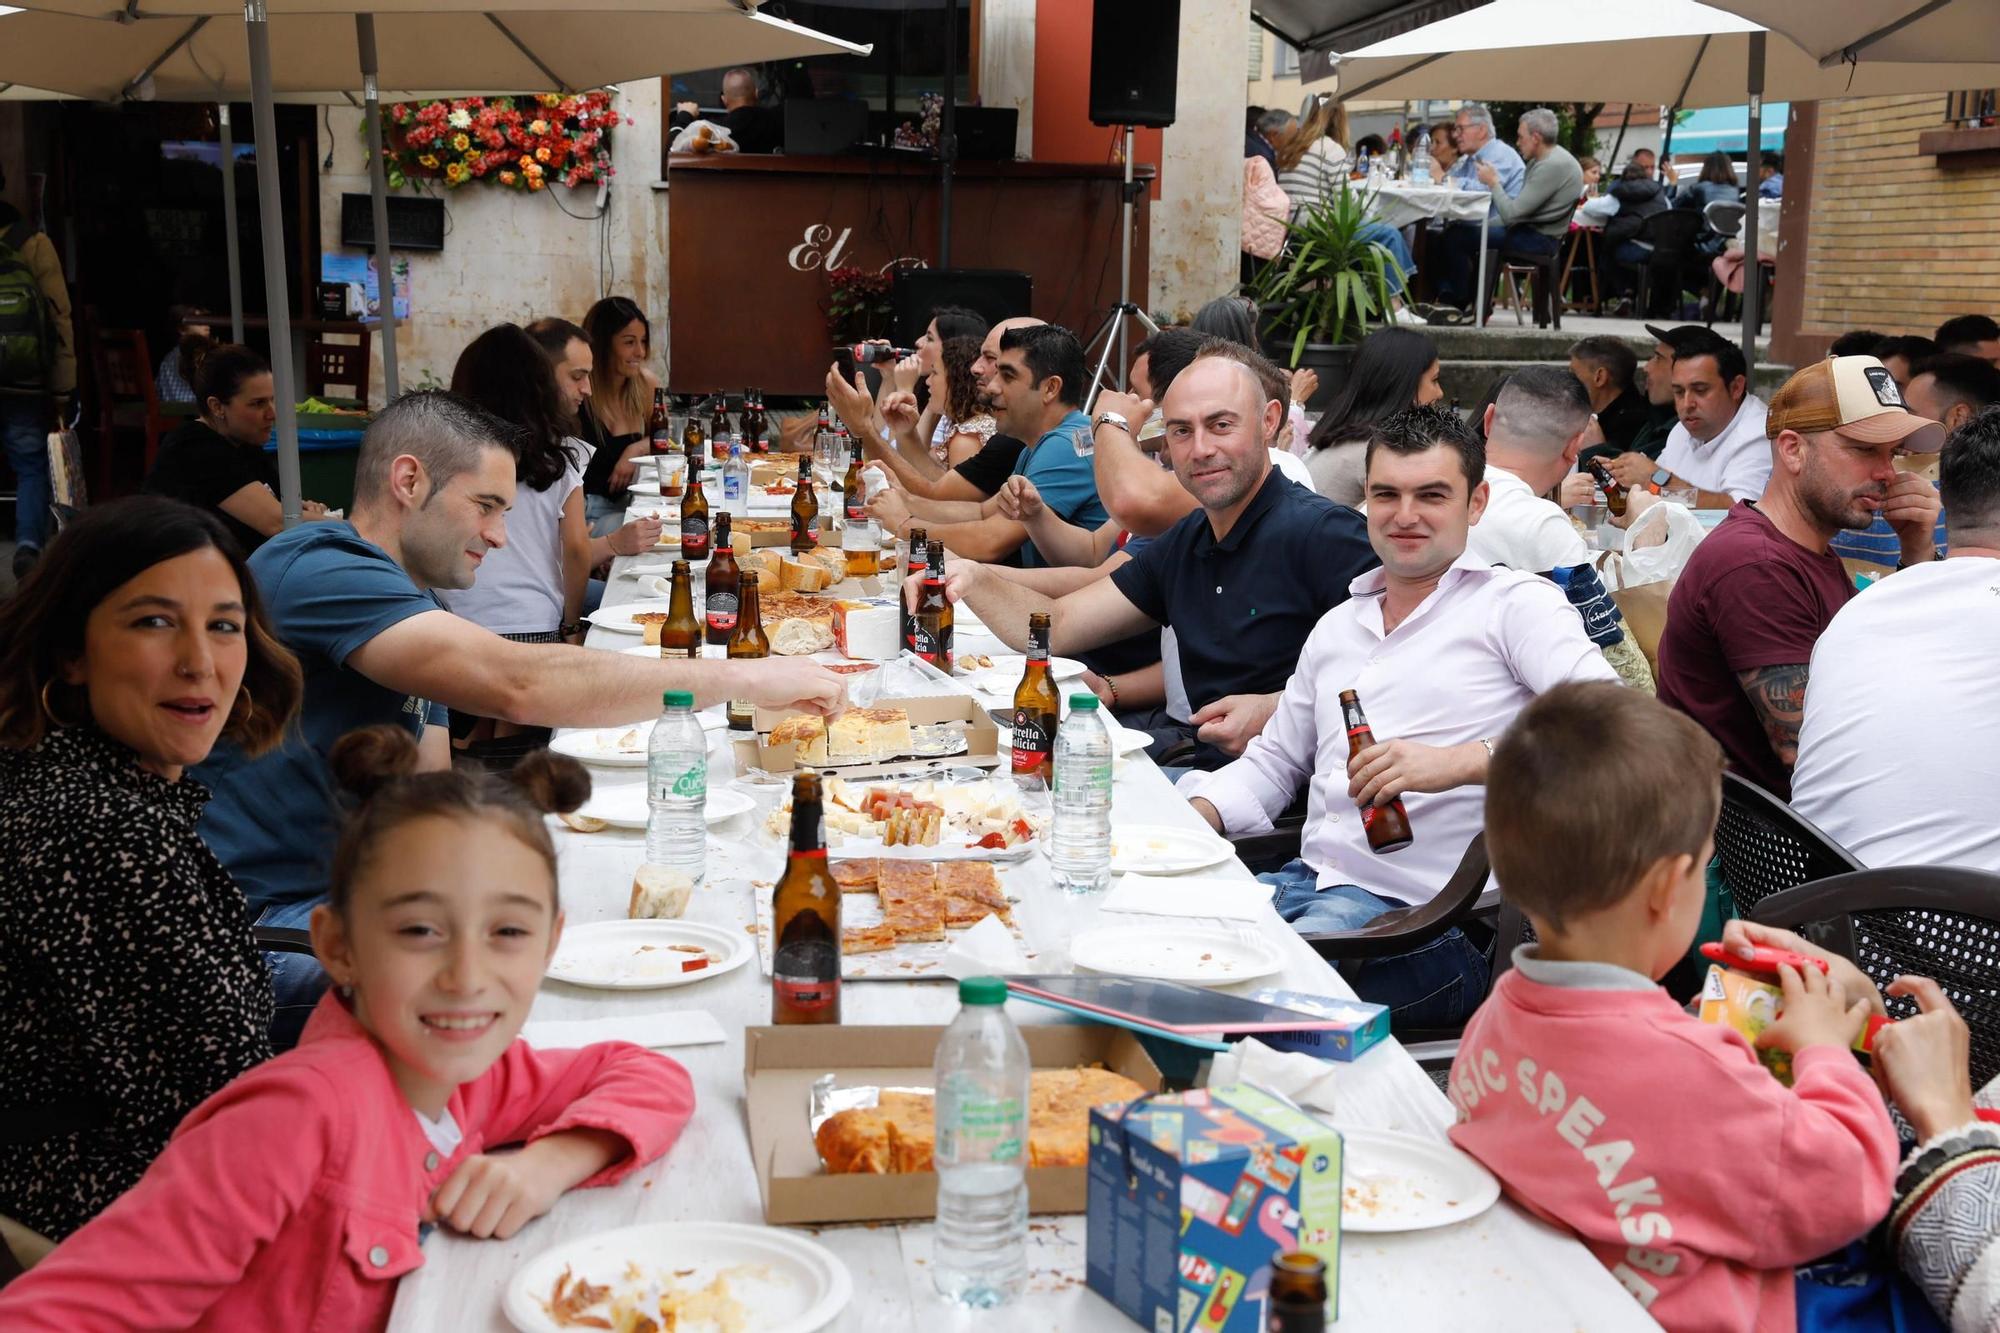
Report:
1736,663,1809,767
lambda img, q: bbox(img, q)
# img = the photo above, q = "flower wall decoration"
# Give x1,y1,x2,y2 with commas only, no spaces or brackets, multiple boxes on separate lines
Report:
369,92,630,193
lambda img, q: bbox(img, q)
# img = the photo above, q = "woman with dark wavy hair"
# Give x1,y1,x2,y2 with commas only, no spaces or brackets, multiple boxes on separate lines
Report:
1304,326,1444,507
0,496,302,1249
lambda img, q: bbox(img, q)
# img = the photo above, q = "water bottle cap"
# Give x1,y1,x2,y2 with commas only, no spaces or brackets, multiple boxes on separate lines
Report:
958,976,1008,1005
663,690,695,709
1069,693,1099,711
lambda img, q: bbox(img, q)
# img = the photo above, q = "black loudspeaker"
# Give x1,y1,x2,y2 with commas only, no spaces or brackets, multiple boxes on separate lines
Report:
891,269,1034,346
1089,0,1181,129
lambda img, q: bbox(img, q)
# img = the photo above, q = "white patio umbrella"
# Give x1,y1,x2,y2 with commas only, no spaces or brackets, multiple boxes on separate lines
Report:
3,1,869,521
1333,0,2000,373
1701,1,2000,68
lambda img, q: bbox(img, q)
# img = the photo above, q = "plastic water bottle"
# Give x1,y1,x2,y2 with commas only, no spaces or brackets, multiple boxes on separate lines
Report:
1050,693,1113,894
933,975,1030,1308
1412,128,1434,185
646,690,707,888
1353,145,1371,182
722,438,749,517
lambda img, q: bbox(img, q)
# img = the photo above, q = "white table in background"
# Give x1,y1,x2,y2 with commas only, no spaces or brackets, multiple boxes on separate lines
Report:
1367,180,1496,327
385,505,1656,1333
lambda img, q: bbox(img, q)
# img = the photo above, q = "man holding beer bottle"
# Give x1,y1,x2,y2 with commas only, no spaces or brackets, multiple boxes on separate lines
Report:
1180,403,1616,1027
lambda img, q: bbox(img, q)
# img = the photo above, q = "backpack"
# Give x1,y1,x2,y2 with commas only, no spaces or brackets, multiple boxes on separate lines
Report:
0,217,53,391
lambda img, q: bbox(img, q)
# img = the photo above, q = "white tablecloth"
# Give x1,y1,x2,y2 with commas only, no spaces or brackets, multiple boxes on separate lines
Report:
385,506,1657,1333
1368,181,1493,230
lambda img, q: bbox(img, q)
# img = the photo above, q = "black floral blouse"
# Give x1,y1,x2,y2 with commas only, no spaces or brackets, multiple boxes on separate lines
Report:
0,725,273,1239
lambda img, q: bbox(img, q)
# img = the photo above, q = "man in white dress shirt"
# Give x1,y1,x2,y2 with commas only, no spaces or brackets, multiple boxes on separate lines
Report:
1182,403,1618,1027
1607,337,1770,505
1792,407,2000,869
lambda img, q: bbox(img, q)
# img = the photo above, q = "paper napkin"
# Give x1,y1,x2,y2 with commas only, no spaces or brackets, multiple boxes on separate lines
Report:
522,1009,727,1050
1102,874,1277,922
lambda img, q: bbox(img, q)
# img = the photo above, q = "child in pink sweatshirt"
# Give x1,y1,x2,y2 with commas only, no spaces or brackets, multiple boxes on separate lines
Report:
0,732,696,1331
1449,683,1898,1333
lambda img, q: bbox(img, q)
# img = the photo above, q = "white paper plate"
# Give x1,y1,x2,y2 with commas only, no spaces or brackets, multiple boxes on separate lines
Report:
1104,718,1153,757
619,561,681,579
1332,1126,1502,1233
584,598,680,635
549,722,656,766
1109,823,1236,875
961,654,1087,692
1069,924,1283,987
504,1220,852,1333
570,783,756,828
545,919,753,991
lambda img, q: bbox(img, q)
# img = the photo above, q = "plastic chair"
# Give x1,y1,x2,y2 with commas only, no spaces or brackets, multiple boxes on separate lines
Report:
1622,211,1707,318
1751,865,2000,1088
305,335,370,407
1714,771,1862,920
91,328,174,474
1702,199,1746,240
253,925,316,955
1496,246,1563,329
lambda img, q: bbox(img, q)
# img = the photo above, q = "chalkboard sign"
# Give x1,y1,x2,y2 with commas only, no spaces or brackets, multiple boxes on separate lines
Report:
339,193,445,252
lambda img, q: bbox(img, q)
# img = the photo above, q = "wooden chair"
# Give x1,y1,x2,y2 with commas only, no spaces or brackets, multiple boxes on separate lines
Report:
1496,245,1563,329
305,335,370,407
1714,772,1862,920
1559,226,1601,316
91,328,174,475
1752,865,2000,1088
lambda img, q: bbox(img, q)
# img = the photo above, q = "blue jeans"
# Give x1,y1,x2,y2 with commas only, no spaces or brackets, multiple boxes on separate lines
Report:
1257,859,1490,1030
1434,219,1502,307
1358,221,1416,296
585,492,623,536
0,394,50,551
256,897,330,1051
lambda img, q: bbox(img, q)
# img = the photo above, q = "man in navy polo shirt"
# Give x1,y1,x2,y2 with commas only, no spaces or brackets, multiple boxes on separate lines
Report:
918,340,1377,770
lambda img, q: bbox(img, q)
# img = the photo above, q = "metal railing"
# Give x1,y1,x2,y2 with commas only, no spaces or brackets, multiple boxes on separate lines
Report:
1945,89,1997,127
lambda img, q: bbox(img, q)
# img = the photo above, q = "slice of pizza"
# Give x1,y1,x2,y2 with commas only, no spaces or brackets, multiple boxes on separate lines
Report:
830,858,880,893
840,923,898,955
876,859,938,896
939,861,1006,909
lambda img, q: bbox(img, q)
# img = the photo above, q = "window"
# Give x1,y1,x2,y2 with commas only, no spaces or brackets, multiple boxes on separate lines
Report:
1275,41,1302,78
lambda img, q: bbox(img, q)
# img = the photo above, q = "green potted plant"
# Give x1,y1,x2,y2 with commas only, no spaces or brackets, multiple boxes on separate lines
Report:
1249,184,1404,410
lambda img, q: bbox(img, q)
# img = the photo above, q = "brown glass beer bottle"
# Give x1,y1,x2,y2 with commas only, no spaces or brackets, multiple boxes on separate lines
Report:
1011,612,1060,783
1340,689,1414,853
771,769,841,1025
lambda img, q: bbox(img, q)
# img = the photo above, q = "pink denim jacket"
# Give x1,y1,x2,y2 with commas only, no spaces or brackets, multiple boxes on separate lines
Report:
0,992,695,1331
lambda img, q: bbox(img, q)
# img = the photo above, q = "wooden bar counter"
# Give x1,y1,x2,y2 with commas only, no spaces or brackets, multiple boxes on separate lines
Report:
662,153,1152,395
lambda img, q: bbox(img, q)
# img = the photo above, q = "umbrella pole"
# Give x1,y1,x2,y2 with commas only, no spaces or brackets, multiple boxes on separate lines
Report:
244,0,302,526
1740,32,1765,375
218,104,246,344
356,14,401,401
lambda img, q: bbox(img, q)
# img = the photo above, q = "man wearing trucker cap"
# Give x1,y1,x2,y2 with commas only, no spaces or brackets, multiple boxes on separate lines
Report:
1656,356,1943,798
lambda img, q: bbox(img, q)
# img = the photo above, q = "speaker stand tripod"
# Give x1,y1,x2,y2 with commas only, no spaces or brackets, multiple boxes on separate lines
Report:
1084,125,1159,411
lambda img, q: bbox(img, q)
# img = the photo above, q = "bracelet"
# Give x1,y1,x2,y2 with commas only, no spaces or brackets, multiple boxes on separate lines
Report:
1102,674,1120,708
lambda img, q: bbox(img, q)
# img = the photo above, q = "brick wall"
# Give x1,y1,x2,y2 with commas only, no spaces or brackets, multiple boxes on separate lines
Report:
1799,94,2000,340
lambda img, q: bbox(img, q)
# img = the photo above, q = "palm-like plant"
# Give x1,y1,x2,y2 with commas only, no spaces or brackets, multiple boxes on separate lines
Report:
1249,184,1405,366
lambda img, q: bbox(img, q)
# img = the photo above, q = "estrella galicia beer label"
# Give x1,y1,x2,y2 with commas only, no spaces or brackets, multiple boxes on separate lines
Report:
680,513,709,558
1011,711,1052,773
706,589,738,634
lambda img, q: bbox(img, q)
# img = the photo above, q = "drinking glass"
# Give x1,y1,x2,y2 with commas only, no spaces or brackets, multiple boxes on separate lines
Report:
1664,484,1699,510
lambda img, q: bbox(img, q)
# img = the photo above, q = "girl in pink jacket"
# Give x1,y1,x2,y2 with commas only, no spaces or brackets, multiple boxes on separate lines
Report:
0,728,696,1331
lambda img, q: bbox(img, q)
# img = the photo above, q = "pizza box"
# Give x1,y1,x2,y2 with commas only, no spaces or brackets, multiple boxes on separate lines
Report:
735,693,1002,778
744,1022,1164,1225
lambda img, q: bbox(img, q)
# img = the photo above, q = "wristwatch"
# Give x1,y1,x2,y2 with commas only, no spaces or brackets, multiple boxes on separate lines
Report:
1650,467,1673,488
1093,411,1132,436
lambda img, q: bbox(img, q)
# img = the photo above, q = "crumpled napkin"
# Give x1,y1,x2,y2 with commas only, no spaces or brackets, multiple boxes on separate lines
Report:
1207,1036,1343,1114
940,913,1031,979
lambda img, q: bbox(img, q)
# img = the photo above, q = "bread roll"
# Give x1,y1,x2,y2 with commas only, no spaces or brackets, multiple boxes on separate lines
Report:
770,617,835,656
780,558,835,593
629,863,693,919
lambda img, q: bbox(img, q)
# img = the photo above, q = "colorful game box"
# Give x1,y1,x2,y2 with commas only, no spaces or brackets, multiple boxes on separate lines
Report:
1243,987,1391,1062
1086,1083,1342,1331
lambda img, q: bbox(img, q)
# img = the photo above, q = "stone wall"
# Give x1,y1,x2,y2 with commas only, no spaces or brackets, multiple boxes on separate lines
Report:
318,79,668,404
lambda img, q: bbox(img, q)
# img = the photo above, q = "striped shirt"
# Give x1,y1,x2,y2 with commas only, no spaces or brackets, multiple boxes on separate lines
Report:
1277,141,1349,216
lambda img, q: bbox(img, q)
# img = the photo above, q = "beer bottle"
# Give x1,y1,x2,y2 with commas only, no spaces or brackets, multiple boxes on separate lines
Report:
648,388,673,456
900,525,929,651
657,560,701,660
706,512,740,646
680,463,712,563
816,401,831,439
681,397,706,465
1011,612,1060,783
840,436,876,580
771,768,842,1025
1339,689,1414,853
790,453,820,555
910,540,954,673
726,577,769,731
741,386,762,457
1586,458,1627,518
1266,1253,1329,1333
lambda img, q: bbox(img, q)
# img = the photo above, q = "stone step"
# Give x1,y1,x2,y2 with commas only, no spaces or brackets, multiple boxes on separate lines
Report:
1439,357,1793,411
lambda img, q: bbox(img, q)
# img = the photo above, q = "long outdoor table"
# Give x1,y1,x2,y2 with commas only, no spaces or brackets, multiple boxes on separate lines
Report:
386,499,1656,1332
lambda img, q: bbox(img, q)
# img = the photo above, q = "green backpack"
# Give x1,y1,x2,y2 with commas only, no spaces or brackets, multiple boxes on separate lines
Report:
0,218,53,391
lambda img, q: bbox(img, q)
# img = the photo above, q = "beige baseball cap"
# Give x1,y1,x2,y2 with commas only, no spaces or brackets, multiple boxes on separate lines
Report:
1766,355,1947,452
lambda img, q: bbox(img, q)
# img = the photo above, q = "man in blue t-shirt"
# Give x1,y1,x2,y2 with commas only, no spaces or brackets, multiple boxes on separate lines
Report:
196,391,847,1044
869,324,1107,567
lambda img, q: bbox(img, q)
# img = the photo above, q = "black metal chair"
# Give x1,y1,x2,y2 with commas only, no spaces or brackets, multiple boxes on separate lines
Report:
1751,865,2000,1089
1714,772,1863,920
1495,244,1563,329
1622,210,1708,318
253,925,316,955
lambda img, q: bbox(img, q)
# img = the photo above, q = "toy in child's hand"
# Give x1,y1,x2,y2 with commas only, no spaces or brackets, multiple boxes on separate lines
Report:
1699,942,1829,976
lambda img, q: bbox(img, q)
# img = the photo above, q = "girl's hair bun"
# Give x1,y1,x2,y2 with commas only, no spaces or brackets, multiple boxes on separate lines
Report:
507,749,591,815
328,725,421,804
